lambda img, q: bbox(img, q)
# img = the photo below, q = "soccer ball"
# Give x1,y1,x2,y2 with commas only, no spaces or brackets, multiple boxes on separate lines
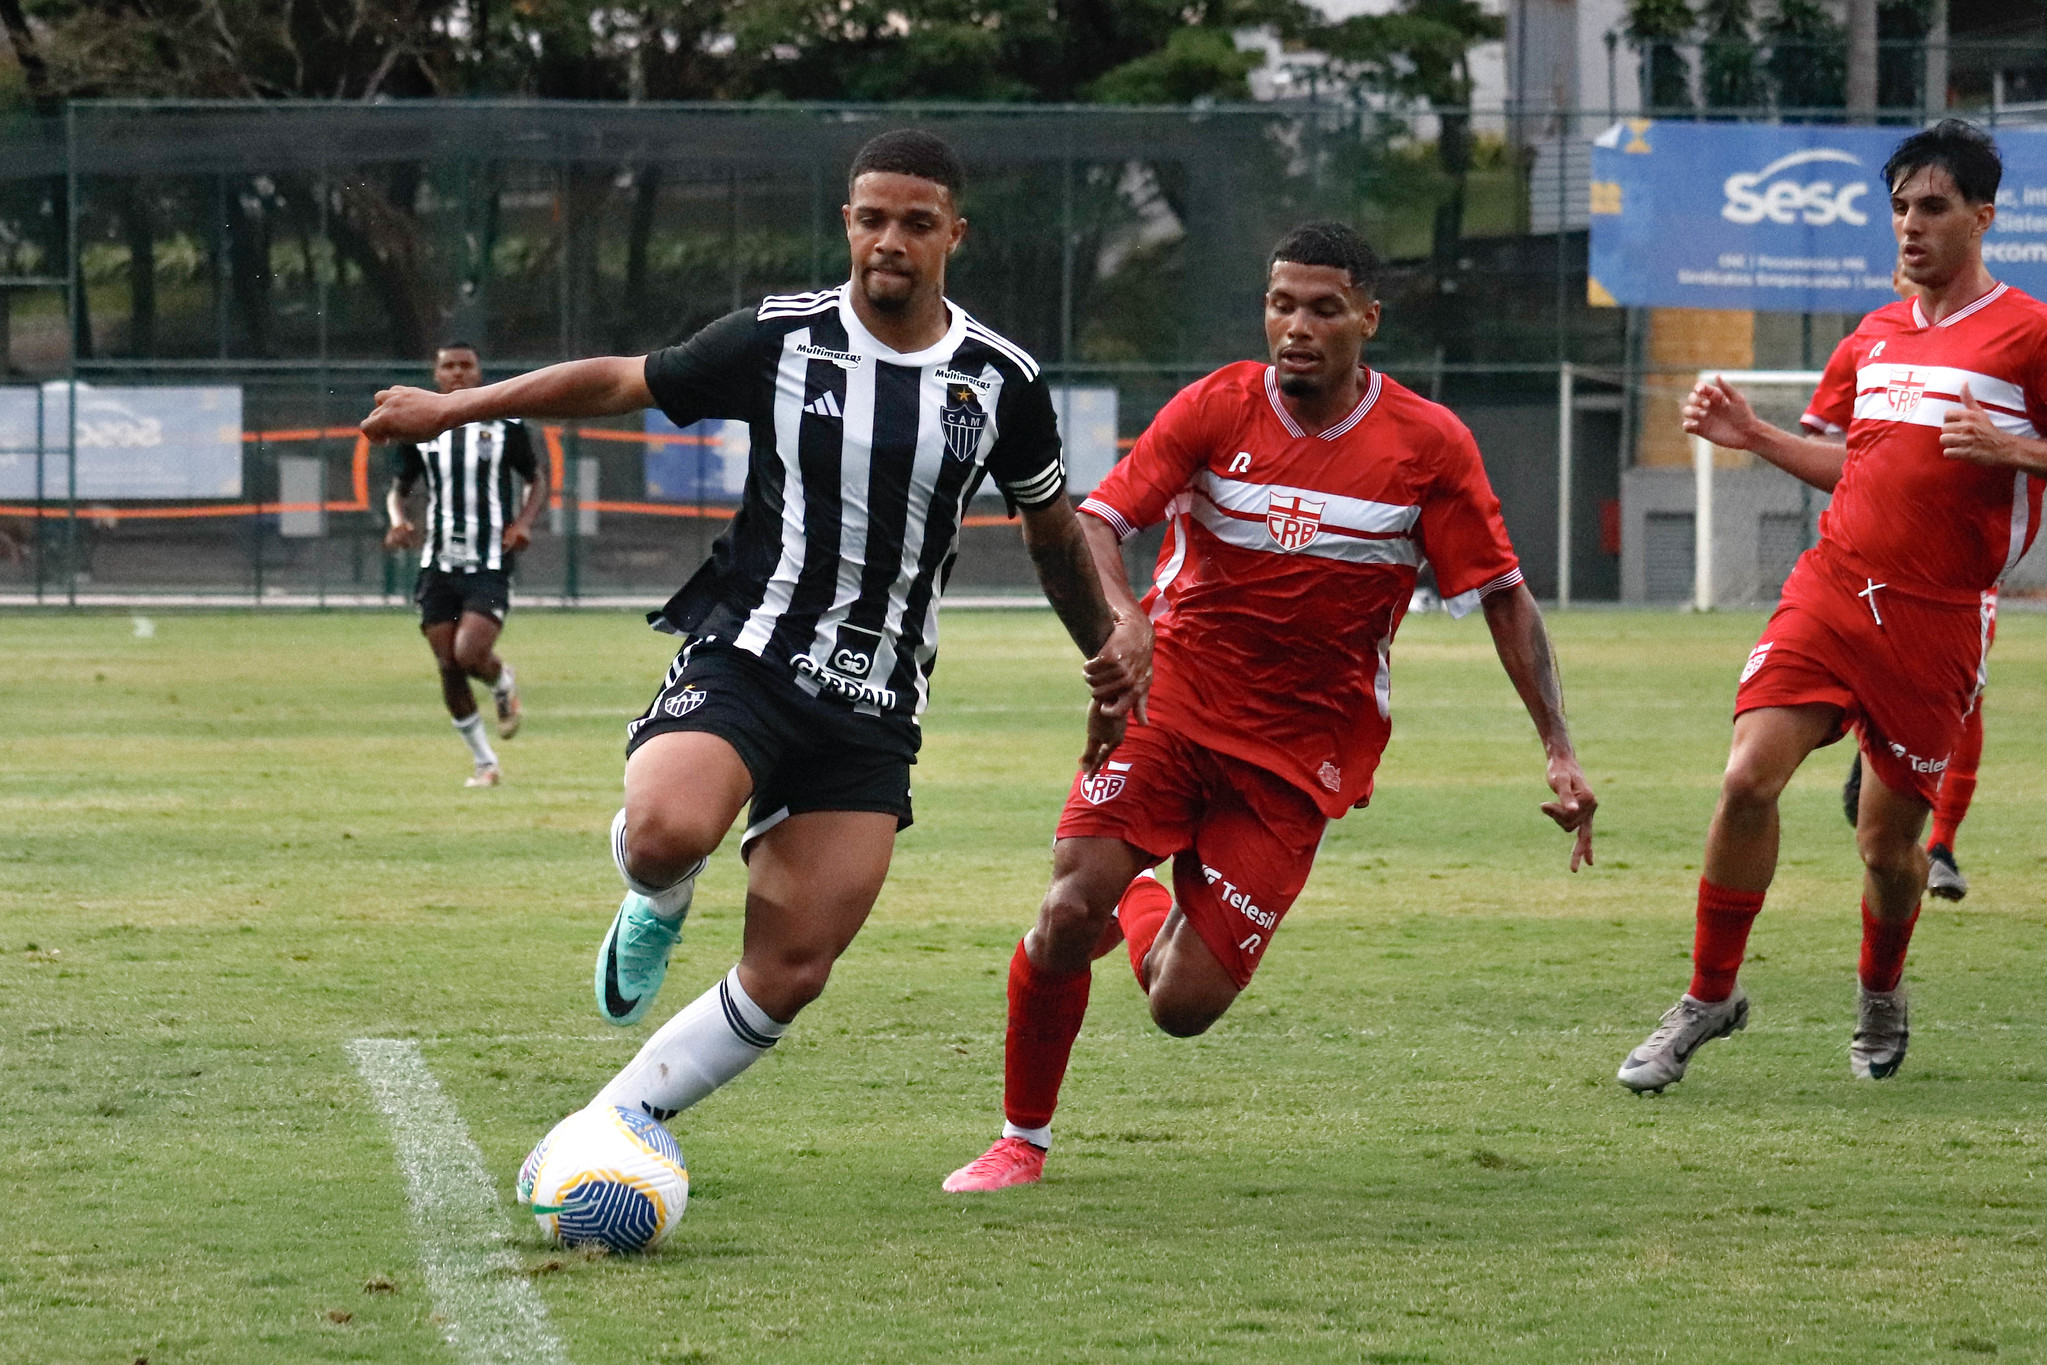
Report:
518,1105,689,1253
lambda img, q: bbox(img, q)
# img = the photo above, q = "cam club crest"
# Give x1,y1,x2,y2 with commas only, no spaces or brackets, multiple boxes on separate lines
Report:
940,383,988,463
1885,368,1925,414
1267,492,1326,551
1080,760,1131,805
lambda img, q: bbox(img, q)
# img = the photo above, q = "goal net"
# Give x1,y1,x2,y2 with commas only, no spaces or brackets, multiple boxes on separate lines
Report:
1687,369,1828,611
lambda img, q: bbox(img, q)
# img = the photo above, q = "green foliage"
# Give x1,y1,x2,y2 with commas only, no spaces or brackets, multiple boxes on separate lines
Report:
9,610,2047,1361
1315,0,1504,106
1627,0,1695,110
1762,0,1847,115
1087,27,1260,105
1698,0,1759,111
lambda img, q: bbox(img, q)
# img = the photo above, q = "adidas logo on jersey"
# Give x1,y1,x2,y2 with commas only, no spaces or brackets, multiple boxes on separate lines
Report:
804,391,843,419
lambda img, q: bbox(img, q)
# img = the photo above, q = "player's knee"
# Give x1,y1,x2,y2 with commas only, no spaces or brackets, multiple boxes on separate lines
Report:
1035,881,1114,957
1857,825,1926,880
621,808,719,888
1720,754,1791,810
453,641,493,676
1148,990,1222,1038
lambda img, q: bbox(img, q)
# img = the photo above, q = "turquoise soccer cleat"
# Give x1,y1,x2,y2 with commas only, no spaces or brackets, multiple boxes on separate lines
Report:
594,891,687,1027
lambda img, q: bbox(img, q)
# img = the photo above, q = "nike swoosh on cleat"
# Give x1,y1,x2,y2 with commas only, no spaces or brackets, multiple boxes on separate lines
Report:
602,936,641,1019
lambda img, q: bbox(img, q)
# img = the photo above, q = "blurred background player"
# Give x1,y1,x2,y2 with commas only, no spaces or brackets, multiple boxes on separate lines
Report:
1832,267,1986,902
943,222,1597,1192
362,130,1147,1154
383,341,546,787
1619,121,2045,1093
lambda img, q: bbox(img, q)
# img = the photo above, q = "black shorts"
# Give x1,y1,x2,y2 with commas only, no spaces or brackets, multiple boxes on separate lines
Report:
625,642,917,857
416,568,511,628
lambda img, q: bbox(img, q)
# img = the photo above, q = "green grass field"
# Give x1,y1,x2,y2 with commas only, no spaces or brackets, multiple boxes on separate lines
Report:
6,607,2047,1364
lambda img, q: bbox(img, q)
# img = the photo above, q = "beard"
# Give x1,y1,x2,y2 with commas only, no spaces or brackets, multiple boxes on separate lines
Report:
1275,369,1325,398
859,266,917,313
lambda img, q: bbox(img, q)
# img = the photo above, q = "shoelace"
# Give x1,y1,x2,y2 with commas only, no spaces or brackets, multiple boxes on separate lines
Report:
617,912,679,970
1641,1001,1712,1052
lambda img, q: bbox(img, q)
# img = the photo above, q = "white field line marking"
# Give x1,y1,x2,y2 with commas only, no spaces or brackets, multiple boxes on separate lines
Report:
348,1038,573,1365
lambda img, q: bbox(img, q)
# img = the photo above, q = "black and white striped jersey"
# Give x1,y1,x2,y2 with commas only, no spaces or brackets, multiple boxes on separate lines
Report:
644,283,1066,724
395,421,539,573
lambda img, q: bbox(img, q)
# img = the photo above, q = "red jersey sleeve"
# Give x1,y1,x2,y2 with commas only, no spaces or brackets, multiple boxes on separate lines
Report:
1416,420,1523,618
1077,376,1214,539
1801,336,1857,435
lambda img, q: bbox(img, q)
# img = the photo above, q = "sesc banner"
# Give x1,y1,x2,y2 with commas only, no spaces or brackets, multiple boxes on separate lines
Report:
0,383,243,499
1589,120,2047,313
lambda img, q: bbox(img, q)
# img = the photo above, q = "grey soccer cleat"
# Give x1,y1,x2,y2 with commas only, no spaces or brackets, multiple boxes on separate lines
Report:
1850,985,1909,1080
1617,989,1750,1093
1926,843,1968,902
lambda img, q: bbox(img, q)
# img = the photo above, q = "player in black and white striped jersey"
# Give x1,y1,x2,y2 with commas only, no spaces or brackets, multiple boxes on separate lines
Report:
384,342,548,787
362,130,1151,1154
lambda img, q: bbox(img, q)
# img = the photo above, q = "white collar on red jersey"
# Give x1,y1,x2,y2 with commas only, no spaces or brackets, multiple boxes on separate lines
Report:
1264,365,1384,440
1911,280,2008,330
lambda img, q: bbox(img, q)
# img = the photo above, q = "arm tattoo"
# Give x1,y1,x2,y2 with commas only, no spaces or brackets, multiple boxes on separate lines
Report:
1028,518,1114,656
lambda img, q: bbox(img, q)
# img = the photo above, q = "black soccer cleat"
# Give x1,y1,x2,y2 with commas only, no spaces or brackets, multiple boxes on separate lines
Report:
1926,843,1968,902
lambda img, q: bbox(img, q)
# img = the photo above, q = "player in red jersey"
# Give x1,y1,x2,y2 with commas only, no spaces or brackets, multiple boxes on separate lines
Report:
942,222,1597,1191
1821,286,1992,902
1619,121,2045,1092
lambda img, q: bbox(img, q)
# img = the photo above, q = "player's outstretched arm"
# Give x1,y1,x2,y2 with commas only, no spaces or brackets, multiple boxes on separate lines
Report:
1683,375,1846,492
1018,496,1153,770
360,356,655,445
1480,584,1596,871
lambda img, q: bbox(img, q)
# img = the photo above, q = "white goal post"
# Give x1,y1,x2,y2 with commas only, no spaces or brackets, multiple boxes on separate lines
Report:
1690,368,1827,612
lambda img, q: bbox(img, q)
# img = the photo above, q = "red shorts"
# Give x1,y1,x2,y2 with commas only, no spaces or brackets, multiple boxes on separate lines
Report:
1055,721,1327,988
1735,547,1990,805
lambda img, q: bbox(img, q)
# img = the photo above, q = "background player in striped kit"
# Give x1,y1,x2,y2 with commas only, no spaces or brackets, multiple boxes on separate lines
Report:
384,341,547,787
361,131,1149,1161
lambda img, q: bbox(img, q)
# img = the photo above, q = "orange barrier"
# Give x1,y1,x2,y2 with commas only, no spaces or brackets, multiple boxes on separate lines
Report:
0,427,372,522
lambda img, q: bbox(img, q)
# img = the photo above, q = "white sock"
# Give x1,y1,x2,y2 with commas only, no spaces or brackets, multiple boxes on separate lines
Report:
1002,1121,1052,1150
454,712,497,767
592,967,787,1121
610,808,703,922
492,663,515,698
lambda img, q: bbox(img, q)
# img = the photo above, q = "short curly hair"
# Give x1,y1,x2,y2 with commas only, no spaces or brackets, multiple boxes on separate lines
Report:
849,129,966,201
1269,221,1381,297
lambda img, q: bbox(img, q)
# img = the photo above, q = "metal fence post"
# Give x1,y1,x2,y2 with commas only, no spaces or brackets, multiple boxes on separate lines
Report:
1556,361,1574,608
64,102,78,608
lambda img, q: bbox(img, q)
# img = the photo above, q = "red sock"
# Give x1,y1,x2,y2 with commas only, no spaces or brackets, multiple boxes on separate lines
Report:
1690,877,1765,1002
1002,940,1091,1133
1929,773,1973,851
1118,874,1173,991
1859,899,1920,993
1931,705,1983,851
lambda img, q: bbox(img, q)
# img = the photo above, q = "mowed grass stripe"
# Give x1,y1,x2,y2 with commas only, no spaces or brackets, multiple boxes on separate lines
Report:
349,1039,573,1365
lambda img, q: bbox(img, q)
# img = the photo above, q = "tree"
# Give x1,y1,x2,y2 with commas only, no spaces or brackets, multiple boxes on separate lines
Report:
1627,0,1695,112
1315,0,1503,264
1763,0,1847,118
1699,0,1759,112
1088,27,1259,104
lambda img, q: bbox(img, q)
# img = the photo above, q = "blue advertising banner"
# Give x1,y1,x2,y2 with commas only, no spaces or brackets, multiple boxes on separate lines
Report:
0,383,242,499
1589,121,2047,313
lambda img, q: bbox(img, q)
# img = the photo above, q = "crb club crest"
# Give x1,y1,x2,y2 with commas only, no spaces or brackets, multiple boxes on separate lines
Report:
1266,492,1326,551
1079,760,1132,805
1885,368,1925,414
940,383,988,463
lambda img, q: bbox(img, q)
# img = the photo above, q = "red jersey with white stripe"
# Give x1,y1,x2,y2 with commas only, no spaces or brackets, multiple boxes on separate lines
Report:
1798,282,2047,600
1079,361,1522,816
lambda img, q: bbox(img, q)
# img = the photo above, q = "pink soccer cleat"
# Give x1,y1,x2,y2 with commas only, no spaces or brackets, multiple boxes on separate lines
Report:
942,1137,1046,1192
